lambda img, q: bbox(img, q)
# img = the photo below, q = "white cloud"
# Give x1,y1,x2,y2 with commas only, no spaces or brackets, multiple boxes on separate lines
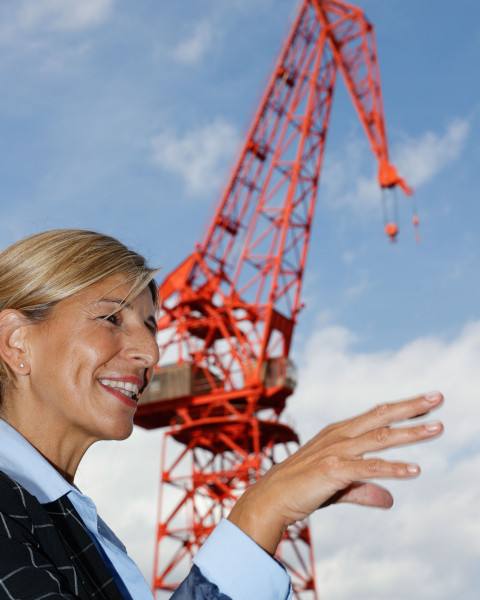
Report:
15,0,115,32
171,20,219,65
292,320,480,599
320,136,383,213
0,0,115,67
395,117,469,188
321,118,470,215
78,318,480,598
151,118,240,196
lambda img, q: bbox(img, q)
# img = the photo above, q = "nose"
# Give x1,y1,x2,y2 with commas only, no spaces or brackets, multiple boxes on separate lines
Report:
126,323,159,368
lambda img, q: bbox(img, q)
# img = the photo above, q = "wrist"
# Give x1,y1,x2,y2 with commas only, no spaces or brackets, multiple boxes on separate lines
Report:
227,485,286,556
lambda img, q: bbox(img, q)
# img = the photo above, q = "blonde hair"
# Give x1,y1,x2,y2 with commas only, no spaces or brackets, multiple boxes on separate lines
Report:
0,229,158,400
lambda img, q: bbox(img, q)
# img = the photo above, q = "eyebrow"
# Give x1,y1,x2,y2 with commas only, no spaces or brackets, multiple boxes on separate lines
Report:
92,298,158,334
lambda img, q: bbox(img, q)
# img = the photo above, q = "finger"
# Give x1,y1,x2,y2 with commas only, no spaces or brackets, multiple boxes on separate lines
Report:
345,457,422,482
342,391,444,438
324,482,394,509
342,419,443,458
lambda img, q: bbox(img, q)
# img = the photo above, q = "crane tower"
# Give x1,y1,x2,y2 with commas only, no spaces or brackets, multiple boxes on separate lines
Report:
135,0,414,597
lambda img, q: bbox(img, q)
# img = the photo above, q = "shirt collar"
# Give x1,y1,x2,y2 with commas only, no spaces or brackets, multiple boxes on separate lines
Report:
0,418,72,504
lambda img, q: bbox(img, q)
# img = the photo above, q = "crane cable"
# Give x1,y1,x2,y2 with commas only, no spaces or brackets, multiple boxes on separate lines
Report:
382,187,420,243
381,187,399,242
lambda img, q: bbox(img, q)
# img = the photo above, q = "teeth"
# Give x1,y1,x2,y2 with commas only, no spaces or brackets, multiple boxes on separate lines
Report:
99,378,140,399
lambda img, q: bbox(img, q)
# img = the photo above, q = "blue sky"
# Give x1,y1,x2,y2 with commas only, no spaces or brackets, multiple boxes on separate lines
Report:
1,1,479,598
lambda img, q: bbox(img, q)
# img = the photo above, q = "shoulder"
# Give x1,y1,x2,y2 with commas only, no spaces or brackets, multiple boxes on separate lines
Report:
0,469,48,539
0,471,90,598
0,469,42,513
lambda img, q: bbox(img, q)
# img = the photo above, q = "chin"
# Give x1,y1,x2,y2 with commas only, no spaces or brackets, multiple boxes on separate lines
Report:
97,417,135,442
115,427,134,441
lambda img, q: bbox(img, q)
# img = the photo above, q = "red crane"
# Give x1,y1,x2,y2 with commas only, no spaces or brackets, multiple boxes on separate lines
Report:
135,1,414,597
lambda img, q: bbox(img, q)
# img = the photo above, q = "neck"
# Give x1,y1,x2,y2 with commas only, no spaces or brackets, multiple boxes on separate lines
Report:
1,399,94,485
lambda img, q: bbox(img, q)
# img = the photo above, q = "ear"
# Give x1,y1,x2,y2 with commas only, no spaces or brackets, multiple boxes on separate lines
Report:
0,309,31,375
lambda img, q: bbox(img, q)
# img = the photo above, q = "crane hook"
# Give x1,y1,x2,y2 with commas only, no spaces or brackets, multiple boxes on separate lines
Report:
384,222,399,242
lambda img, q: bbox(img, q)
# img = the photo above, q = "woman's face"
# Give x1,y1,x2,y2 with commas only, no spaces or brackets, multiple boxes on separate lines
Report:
23,274,159,447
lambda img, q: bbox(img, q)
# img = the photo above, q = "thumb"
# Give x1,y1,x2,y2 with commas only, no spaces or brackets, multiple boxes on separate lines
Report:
321,482,394,509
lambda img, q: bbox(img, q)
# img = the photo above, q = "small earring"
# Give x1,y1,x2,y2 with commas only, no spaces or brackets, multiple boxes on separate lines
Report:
19,363,24,368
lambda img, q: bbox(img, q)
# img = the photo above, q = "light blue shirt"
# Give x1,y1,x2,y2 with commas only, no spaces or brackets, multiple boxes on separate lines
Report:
0,419,292,599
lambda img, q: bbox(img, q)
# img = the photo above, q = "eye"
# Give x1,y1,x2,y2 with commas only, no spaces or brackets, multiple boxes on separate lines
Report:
145,320,158,337
98,314,121,326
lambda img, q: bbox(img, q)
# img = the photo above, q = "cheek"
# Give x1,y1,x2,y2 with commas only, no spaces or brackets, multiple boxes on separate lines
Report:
31,325,122,394
71,341,117,379
37,340,107,390
72,331,125,379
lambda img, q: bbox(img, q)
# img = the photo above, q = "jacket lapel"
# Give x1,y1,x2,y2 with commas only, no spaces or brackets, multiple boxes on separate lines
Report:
44,495,125,600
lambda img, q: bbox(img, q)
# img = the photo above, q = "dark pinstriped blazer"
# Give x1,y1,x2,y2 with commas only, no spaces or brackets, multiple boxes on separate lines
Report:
0,471,230,599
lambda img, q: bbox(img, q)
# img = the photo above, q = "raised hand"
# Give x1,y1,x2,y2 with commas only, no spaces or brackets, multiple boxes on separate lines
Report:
228,392,444,555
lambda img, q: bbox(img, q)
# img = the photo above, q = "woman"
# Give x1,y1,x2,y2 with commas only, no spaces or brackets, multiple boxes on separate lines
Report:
0,229,444,599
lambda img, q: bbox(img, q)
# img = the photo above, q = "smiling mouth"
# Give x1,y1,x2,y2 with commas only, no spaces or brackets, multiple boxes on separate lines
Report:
98,378,141,401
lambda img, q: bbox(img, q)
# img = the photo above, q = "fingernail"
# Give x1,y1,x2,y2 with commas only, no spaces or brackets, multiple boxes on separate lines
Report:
407,464,420,474
425,391,442,403
425,420,442,432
